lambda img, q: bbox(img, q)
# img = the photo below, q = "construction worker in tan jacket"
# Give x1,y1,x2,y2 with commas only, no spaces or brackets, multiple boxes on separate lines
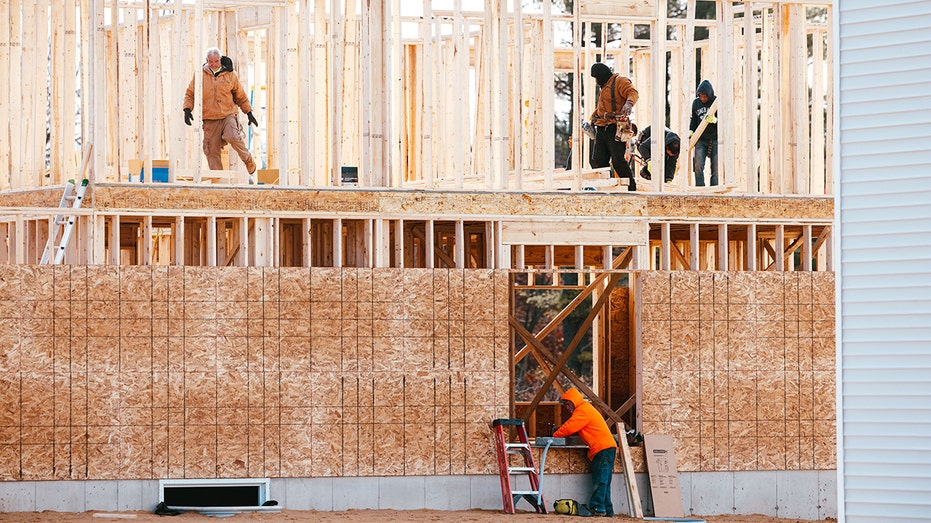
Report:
184,47,258,180
554,387,618,517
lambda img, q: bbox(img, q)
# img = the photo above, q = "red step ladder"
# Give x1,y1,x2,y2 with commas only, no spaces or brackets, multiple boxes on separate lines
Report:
491,418,546,514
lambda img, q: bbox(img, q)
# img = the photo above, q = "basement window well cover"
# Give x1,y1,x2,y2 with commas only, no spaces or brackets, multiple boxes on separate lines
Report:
159,478,279,514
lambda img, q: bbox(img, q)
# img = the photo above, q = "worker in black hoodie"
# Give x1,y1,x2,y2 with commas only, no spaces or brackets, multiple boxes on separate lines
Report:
688,80,718,186
636,126,681,183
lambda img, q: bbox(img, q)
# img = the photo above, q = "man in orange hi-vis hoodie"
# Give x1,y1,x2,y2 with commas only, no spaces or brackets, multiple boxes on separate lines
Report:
553,388,617,517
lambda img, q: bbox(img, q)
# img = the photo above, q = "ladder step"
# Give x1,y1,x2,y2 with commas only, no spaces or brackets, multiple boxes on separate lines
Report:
508,466,536,473
505,443,530,449
511,491,540,496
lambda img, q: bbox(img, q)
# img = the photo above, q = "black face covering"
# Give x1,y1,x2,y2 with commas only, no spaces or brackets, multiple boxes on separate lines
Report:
590,62,613,87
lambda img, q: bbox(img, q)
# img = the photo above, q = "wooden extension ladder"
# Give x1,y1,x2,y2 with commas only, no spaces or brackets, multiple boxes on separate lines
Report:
491,418,546,514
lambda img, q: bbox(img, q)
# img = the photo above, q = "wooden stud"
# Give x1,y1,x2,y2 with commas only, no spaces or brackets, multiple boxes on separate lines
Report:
174,216,184,265
802,224,812,271
425,219,434,269
237,216,247,266
272,217,280,266
455,219,464,268
21,0,37,186
372,219,384,268
109,214,120,265
541,0,555,191
333,217,342,268
0,223,9,263
485,221,495,269
207,215,217,266
824,9,835,195
774,224,784,271
742,2,757,193
192,0,205,182
650,5,666,193
142,215,152,265
717,0,734,187
717,224,728,271
810,28,826,195
0,2,10,190
298,0,312,186
746,223,757,271
689,223,699,271
496,221,509,269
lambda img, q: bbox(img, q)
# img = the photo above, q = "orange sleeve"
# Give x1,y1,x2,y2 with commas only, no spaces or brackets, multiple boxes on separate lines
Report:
615,76,639,106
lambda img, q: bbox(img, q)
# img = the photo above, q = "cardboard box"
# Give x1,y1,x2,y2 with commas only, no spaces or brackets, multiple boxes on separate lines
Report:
257,169,279,185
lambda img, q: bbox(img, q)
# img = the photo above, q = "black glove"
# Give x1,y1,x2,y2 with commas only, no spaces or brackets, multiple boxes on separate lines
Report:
247,112,258,127
183,108,193,126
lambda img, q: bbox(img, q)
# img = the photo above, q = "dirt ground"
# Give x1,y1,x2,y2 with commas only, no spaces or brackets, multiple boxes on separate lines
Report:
0,509,837,523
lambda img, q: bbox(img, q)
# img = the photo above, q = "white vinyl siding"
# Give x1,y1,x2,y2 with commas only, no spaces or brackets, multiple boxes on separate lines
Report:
837,1,931,522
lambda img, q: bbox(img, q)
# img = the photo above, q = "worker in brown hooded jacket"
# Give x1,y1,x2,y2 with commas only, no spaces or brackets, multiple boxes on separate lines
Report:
183,47,258,180
554,387,617,517
588,62,639,191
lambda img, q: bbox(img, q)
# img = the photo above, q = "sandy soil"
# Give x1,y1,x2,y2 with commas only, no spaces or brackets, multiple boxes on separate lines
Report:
0,509,837,523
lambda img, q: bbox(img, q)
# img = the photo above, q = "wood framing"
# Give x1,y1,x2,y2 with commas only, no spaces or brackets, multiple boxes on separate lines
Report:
0,0,832,195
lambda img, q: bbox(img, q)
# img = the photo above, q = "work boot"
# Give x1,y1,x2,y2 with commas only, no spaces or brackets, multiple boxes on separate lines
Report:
246,158,257,184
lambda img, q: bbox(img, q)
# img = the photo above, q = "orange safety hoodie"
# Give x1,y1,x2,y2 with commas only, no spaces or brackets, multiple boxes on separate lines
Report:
553,388,617,461
183,64,253,121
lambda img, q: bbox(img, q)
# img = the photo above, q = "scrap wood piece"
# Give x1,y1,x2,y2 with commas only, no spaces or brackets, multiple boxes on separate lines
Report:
615,422,644,519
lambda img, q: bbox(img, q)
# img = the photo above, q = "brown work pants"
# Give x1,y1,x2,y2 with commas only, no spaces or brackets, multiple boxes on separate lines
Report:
202,114,256,173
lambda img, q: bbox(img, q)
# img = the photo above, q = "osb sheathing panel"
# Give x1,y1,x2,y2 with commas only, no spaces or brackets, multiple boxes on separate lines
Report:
0,187,63,208
639,271,836,473
0,265,510,481
80,184,832,221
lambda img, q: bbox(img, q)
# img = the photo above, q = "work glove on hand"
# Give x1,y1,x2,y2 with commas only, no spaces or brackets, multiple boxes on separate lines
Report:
706,115,717,124
619,100,634,117
183,108,193,126
247,112,258,127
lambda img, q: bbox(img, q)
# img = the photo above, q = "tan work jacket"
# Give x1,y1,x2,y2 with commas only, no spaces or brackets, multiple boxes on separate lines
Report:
183,65,252,121
590,73,639,127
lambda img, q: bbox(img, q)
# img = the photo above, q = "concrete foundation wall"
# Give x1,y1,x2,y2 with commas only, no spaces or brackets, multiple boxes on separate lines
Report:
0,471,837,519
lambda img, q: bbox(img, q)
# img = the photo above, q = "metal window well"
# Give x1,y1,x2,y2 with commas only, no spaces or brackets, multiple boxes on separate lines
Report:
159,478,280,515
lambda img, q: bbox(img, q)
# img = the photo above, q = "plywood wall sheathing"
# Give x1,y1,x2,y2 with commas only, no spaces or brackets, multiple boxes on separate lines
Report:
639,271,835,472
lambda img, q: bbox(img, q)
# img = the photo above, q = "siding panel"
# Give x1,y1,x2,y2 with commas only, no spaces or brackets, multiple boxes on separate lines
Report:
839,0,931,521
